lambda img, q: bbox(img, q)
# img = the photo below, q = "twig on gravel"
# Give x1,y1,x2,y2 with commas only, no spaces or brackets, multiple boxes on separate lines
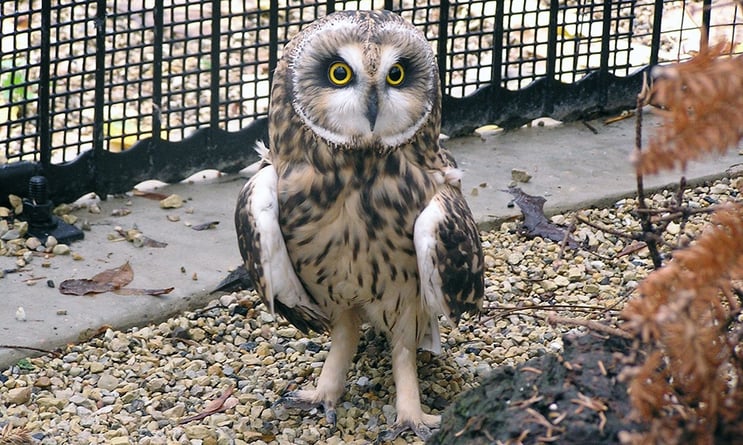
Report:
556,219,577,263
178,384,237,425
574,213,634,240
0,344,60,356
481,303,622,325
546,314,633,340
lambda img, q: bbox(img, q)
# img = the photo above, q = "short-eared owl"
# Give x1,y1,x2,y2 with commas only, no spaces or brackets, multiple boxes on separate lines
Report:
235,9,484,439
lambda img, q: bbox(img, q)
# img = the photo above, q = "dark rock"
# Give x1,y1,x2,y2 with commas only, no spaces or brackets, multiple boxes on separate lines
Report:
429,333,641,445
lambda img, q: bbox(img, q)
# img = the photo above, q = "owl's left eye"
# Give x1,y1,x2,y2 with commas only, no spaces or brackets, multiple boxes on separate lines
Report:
386,63,405,86
328,61,353,86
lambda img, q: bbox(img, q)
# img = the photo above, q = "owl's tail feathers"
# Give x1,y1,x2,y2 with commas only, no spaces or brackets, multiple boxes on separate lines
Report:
242,141,272,176
419,315,442,354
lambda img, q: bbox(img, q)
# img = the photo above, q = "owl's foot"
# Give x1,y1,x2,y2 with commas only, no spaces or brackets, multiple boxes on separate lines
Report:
277,389,338,425
378,413,440,442
275,313,361,426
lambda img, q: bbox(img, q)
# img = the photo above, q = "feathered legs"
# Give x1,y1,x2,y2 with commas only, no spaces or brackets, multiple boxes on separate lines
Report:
279,310,361,424
382,334,440,440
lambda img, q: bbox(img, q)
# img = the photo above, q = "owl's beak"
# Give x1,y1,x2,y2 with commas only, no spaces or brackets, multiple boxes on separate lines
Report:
366,93,378,132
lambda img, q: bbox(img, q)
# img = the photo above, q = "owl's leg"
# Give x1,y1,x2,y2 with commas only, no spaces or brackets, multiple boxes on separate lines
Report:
383,335,440,440
279,310,360,425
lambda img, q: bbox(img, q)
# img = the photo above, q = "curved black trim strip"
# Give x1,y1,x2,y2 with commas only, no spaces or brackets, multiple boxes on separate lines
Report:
40,118,267,204
441,69,646,136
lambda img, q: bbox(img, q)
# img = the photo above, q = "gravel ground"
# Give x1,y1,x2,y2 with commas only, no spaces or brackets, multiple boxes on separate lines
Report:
0,176,740,444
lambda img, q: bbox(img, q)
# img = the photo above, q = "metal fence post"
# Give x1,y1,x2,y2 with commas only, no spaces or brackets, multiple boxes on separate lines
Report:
210,0,221,129
93,0,107,192
437,0,449,96
544,0,560,115
39,0,51,167
152,0,164,142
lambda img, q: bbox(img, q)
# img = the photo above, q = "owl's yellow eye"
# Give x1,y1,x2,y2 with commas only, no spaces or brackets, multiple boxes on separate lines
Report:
386,63,405,86
328,61,353,86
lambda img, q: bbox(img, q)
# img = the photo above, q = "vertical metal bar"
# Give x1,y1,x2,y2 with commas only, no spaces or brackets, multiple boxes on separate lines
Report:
701,0,712,45
597,0,612,107
39,0,51,166
327,0,335,14
152,0,163,140
93,0,106,156
599,0,612,73
490,0,504,88
649,0,664,66
383,0,393,11
210,0,220,128
268,0,279,86
544,0,559,113
436,0,449,95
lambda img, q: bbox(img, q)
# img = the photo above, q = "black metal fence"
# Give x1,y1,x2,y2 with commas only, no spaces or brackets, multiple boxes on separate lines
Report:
1,0,741,204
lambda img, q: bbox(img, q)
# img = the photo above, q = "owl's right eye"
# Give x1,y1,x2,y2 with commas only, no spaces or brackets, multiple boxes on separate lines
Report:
328,61,353,86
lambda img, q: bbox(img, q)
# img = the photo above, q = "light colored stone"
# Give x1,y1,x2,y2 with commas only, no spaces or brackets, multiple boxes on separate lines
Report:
159,194,184,209
97,373,120,391
6,386,32,405
37,396,66,410
52,244,71,255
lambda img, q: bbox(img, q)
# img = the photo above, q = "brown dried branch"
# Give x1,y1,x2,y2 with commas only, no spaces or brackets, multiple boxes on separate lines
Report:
0,423,32,445
634,73,664,269
546,314,634,340
634,43,743,176
622,203,743,443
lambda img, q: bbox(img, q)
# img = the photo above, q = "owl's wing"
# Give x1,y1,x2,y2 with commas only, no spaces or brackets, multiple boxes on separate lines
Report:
414,185,484,351
235,161,330,334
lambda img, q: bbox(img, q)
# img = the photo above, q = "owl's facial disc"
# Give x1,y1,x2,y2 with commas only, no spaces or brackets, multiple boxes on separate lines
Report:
288,19,437,150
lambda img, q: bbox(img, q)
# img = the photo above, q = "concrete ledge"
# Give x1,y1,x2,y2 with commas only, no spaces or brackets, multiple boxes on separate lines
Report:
2,112,741,369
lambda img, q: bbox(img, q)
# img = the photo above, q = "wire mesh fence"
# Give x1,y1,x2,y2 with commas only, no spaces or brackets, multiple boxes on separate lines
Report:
1,0,741,202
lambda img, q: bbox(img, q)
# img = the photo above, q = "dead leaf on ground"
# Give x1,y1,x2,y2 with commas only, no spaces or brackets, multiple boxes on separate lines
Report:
505,186,579,248
115,287,174,296
111,208,132,217
115,227,168,248
133,189,170,201
59,262,174,296
179,384,238,424
191,221,220,231
90,262,134,288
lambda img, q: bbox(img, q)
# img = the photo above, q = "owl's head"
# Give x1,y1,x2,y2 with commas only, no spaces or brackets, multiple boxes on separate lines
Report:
280,10,439,150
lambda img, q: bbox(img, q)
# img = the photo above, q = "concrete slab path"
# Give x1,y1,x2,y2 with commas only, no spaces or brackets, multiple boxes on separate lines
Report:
2,113,741,368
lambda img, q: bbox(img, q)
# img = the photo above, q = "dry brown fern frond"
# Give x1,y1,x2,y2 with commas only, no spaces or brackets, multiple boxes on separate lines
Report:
634,42,743,176
0,423,33,445
622,203,743,444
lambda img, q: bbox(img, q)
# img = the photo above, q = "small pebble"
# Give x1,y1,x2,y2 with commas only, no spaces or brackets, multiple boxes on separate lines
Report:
52,244,71,255
160,194,184,209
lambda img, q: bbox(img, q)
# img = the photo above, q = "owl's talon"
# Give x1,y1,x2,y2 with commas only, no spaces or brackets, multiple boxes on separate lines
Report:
276,390,337,426
378,421,435,442
325,407,337,425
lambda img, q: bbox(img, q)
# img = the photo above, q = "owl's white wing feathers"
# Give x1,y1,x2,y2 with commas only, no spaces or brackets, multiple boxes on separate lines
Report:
241,164,326,325
414,201,449,312
414,196,448,354
414,185,484,353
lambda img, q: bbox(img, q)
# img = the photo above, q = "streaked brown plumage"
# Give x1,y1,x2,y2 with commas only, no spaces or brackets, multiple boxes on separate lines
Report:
235,9,484,439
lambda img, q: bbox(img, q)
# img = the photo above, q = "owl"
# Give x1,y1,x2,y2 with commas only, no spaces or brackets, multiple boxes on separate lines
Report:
235,10,484,440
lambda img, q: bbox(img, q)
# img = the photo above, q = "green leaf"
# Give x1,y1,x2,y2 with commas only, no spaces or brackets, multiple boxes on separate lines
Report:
16,357,35,370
